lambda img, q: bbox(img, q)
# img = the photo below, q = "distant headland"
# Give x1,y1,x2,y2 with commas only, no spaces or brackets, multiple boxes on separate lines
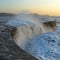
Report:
0,13,15,17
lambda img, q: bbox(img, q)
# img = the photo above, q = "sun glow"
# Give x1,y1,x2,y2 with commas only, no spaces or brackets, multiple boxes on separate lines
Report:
0,0,60,16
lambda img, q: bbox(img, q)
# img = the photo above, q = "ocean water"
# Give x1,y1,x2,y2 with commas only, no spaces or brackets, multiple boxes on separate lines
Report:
23,26,60,60
0,17,13,22
1,13,60,60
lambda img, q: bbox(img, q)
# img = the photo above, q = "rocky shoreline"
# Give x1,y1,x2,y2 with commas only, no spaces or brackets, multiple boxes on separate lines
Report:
0,22,37,60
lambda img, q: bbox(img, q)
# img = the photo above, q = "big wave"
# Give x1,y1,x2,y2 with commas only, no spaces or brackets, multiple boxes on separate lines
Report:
6,12,58,60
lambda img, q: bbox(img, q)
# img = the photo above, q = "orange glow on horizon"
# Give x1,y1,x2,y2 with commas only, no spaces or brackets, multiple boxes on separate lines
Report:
29,9,60,16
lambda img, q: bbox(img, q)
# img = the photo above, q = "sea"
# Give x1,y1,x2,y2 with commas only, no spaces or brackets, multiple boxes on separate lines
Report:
0,13,60,60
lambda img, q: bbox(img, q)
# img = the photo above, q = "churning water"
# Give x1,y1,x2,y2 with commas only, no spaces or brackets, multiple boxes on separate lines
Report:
7,13,60,60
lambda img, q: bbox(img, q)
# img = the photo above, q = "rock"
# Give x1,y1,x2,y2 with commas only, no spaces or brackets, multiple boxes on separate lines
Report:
0,22,37,60
43,21,56,29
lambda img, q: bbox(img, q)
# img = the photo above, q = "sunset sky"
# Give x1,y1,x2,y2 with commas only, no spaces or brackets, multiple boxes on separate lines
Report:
0,0,60,16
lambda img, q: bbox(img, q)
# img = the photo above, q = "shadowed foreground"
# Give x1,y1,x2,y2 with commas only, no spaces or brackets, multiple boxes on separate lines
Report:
0,22,37,60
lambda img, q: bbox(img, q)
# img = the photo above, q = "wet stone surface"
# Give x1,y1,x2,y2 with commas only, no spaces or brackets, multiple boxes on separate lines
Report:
0,22,37,60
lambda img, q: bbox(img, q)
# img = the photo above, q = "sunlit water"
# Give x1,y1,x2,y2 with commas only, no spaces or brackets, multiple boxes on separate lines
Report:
1,13,60,60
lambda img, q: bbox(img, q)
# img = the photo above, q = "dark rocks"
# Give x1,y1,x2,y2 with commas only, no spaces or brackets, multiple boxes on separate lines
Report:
43,21,56,29
0,13,15,17
0,23,37,60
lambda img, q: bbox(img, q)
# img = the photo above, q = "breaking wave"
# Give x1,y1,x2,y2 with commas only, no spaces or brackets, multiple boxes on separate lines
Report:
6,12,60,60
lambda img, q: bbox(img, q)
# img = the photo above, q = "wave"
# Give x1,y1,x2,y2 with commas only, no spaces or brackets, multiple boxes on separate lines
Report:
6,12,57,60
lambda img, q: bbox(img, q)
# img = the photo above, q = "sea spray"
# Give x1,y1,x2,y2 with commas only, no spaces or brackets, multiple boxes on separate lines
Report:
6,12,57,60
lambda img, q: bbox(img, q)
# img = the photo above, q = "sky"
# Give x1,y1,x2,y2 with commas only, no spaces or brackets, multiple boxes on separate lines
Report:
0,0,60,16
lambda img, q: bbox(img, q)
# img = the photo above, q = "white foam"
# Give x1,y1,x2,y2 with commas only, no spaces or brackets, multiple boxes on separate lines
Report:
6,12,58,60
